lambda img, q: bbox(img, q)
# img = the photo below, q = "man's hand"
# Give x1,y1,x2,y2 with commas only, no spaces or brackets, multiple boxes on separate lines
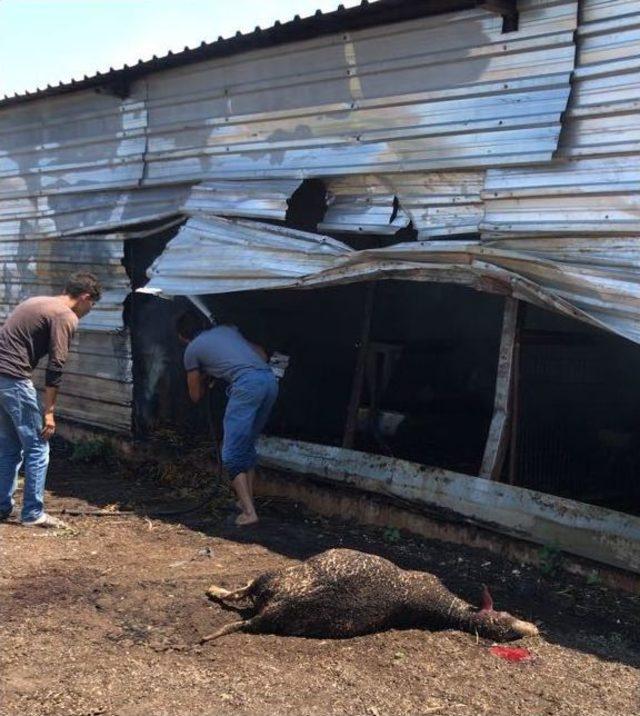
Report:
41,412,56,440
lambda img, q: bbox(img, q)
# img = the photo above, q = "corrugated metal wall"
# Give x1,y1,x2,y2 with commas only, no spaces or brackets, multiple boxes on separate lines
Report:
140,0,576,180
480,0,640,342
0,229,132,430
0,89,187,431
7,0,640,435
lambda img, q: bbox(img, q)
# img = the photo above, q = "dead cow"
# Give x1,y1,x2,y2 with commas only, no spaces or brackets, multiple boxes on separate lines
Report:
202,548,538,643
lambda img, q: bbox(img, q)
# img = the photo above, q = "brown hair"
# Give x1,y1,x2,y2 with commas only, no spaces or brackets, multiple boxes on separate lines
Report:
176,311,209,341
65,272,102,301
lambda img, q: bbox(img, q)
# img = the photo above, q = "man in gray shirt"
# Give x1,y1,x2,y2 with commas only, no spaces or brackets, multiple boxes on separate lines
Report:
0,272,101,527
177,313,278,526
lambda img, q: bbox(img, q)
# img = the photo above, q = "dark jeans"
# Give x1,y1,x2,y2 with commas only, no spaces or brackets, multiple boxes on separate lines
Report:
222,369,278,479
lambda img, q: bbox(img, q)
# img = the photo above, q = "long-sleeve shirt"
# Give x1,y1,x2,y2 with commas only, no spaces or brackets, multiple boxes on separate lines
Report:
0,296,78,387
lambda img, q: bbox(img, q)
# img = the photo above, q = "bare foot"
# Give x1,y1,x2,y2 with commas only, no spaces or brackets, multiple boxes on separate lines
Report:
235,512,259,527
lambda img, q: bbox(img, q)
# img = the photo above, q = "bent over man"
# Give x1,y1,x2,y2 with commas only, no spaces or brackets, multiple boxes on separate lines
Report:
0,272,101,527
177,313,278,526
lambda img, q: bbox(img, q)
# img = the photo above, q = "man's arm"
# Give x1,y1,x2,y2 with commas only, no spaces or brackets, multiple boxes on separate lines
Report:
41,386,58,440
186,370,210,403
42,314,76,439
249,342,268,362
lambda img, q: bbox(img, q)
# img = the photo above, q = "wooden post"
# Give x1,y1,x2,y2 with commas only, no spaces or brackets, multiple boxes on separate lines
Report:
508,302,526,485
507,331,522,485
343,282,376,449
479,297,521,480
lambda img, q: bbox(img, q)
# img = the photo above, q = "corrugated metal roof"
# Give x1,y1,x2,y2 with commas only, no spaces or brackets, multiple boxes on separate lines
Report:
0,0,490,109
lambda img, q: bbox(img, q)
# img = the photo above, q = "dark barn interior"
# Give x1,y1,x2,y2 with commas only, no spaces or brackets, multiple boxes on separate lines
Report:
123,227,640,517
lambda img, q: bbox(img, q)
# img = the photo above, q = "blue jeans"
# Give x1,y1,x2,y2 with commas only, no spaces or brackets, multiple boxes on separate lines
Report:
0,375,50,522
222,369,278,479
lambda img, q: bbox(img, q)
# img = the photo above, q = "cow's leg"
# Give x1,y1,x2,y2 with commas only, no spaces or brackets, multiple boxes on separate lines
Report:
206,580,254,602
200,612,267,643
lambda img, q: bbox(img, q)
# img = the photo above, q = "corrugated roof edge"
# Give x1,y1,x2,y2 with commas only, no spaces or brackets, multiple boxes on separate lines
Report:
0,0,482,109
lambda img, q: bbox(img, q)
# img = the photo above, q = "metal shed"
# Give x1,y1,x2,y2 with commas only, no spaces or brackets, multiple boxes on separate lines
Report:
1,0,639,574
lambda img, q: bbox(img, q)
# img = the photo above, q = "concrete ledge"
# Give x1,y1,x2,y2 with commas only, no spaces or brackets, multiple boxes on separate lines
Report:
255,468,640,593
258,437,640,575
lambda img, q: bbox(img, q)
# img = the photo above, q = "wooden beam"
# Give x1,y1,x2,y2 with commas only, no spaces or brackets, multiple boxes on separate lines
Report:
479,297,521,480
342,282,376,449
507,305,526,485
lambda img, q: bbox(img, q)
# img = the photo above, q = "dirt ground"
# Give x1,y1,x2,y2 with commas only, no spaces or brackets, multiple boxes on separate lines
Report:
1,454,639,716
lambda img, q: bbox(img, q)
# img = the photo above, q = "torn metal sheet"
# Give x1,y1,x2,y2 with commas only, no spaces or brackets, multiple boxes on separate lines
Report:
320,193,409,235
184,179,303,221
144,224,640,344
384,172,484,237
321,172,484,237
144,216,351,295
257,437,640,574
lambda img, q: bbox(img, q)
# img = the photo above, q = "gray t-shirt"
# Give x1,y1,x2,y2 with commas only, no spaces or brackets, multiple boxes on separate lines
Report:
183,325,268,383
